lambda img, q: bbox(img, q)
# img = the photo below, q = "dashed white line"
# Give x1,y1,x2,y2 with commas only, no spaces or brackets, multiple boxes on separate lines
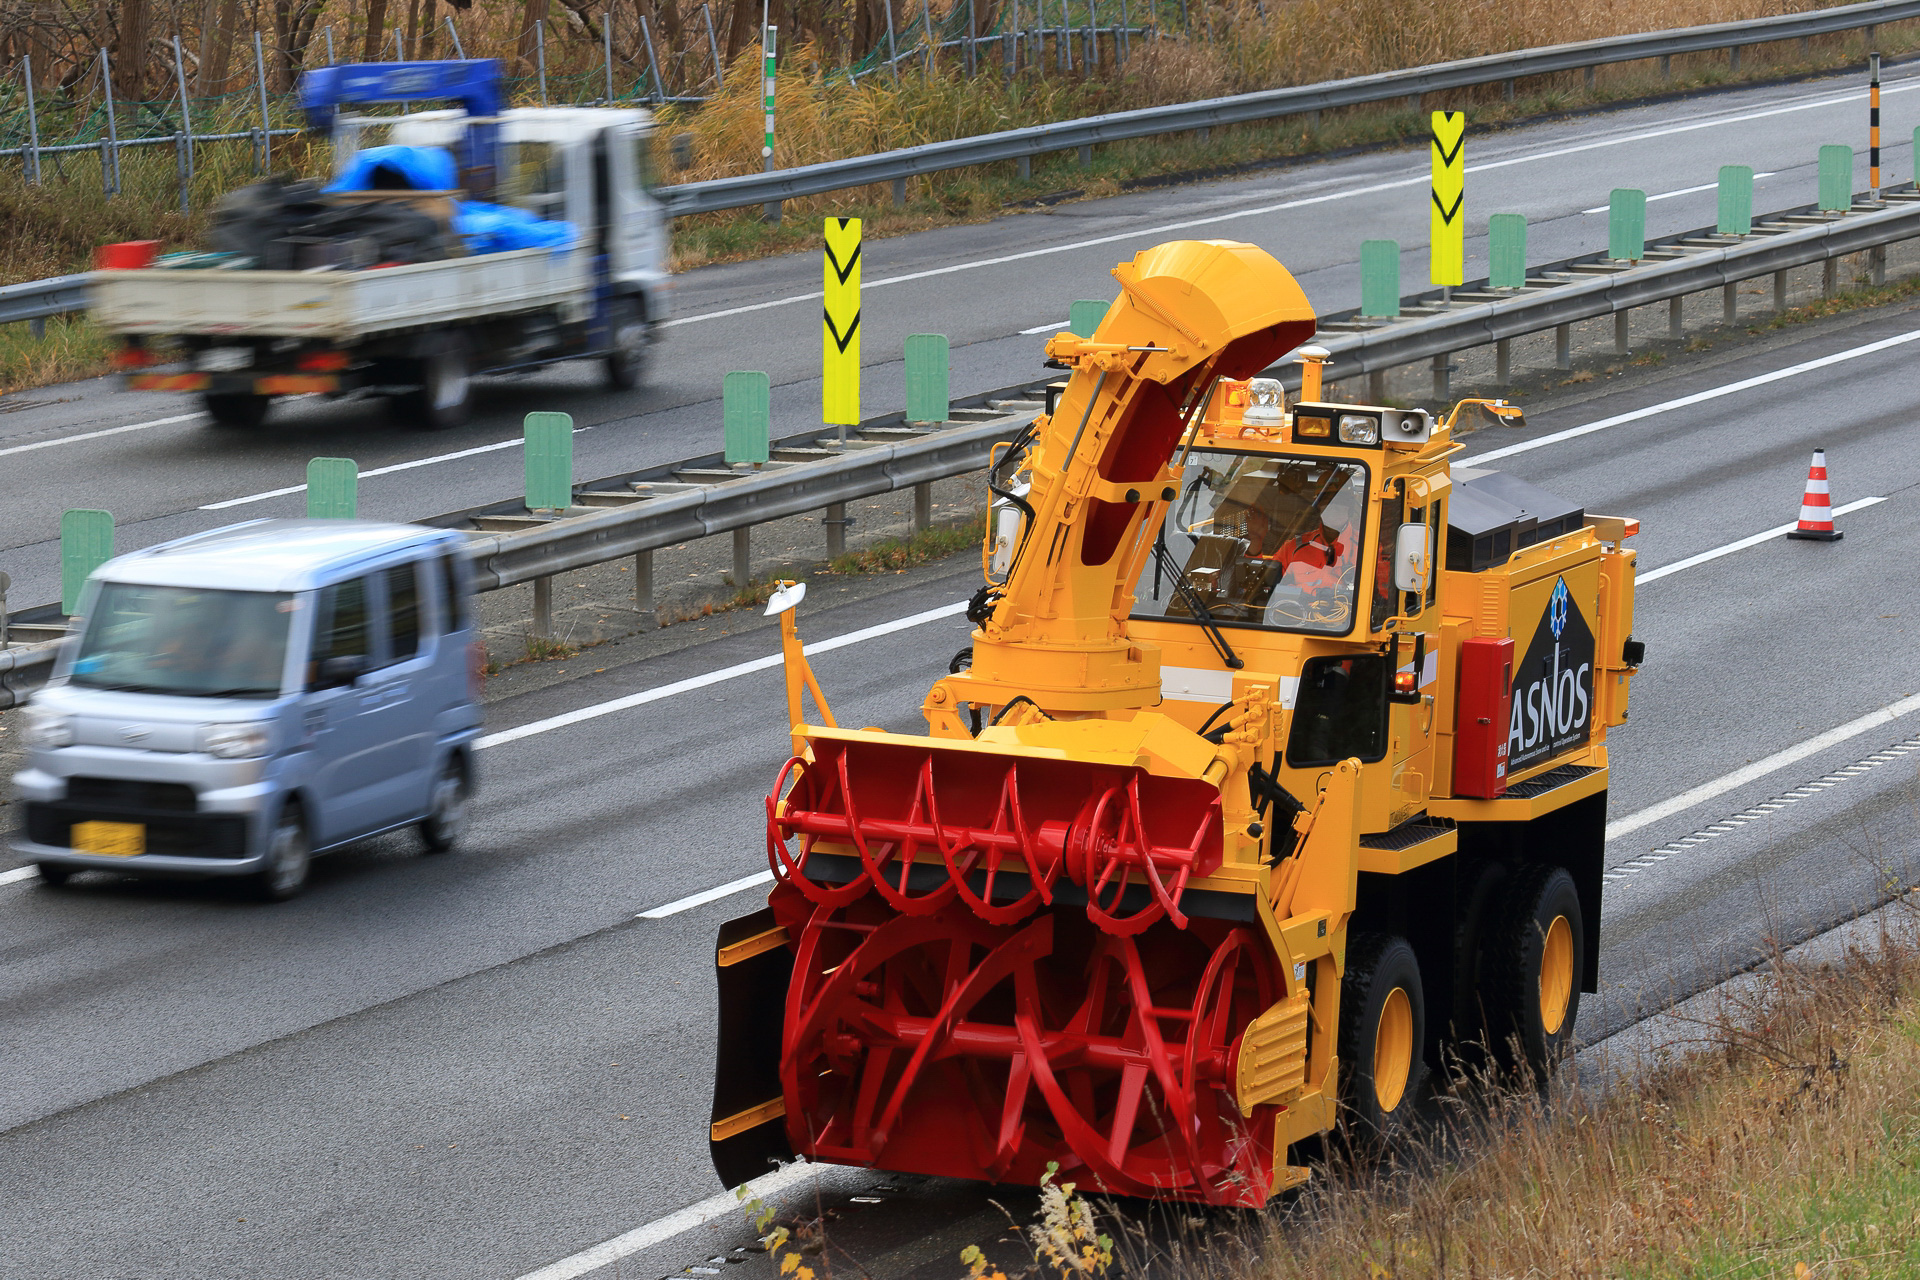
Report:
0,412,202,461
199,430,587,511
639,870,775,919
1636,496,1887,584
0,865,38,887
1579,173,1777,214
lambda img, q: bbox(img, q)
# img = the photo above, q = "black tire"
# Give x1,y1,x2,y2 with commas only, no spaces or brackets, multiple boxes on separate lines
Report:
1337,933,1426,1139
1486,864,1584,1080
252,801,311,902
34,862,74,887
418,754,470,854
393,331,472,431
203,392,272,429
604,298,649,391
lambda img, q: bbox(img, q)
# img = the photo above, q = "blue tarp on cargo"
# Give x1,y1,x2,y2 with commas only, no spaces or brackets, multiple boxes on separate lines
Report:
324,144,458,194
325,143,577,254
452,201,579,253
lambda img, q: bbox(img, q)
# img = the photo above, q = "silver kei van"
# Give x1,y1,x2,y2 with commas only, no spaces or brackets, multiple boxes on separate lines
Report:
12,519,483,900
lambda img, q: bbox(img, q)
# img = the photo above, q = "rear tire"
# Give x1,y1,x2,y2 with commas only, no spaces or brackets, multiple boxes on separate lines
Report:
393,332,472,431
1487,864,1584,1080
418,755,470,854
203,392,271,429
34,863,73,887
252,802,311,902
604,299,648,391
1337,933,1426,1140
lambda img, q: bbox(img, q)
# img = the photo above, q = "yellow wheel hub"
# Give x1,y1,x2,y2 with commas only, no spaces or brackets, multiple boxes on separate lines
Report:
1539,915,1574,1035
1372,986,1413,1112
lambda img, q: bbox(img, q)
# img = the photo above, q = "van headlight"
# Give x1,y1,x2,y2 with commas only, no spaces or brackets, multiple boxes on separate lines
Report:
22,708,74,749
196,722,272,759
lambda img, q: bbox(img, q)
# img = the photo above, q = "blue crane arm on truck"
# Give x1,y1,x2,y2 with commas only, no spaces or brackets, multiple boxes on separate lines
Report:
87,59,670,432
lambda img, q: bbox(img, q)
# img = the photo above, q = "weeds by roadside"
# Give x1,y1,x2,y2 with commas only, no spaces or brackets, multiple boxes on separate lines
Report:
824,518,986,576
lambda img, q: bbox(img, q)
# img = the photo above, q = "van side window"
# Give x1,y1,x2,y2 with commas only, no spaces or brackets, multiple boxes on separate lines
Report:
385,563,422,661
439,553,469,633
312,578,372,676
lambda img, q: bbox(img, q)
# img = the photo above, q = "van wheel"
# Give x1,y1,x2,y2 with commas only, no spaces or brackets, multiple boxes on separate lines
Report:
35,863,74,887
1338,933,1426,1141
1488,864,1584,1080
253,802,311,902
418,756,470,854
604,300,648,391
394,332,472,430
204,392,272,429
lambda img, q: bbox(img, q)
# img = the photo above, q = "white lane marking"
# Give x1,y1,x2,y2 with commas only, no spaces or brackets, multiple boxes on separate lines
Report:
1606,692,1920,843
1637,496,1887,583
1579,172,1776,214
0,412,201,461
475,600,969,749
200,435,537,510
514,1160,821,1280
639,870,775,919
1605,734,1920,881
662,81,1920,330
1471,327,1920,466
0,866,38,887
1021,320,1070,334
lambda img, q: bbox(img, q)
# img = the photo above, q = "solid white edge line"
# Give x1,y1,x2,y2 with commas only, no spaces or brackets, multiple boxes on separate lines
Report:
0,866,39,886
0,412,202,461
639,870,775,919
513,1160,820,1280
1606,692,1920,843
1020,320,1070,334
1577,172,1777,214
474,600,968,750
201,435,534,510
1636,496,1887,583
1471,327,1920,466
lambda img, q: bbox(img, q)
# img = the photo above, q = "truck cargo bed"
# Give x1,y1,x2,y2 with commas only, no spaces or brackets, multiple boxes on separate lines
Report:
88,246,590,341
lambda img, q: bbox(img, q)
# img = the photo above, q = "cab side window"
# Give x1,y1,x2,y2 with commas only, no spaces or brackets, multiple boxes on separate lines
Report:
1286,654,1390,766
384,562,422,662
310,577,372,687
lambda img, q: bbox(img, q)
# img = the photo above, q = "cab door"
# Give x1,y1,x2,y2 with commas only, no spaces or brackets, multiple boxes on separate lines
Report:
603,121,669,305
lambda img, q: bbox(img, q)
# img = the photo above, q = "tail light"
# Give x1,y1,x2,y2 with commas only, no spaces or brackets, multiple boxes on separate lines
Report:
298,350,350,372
112,341,155,370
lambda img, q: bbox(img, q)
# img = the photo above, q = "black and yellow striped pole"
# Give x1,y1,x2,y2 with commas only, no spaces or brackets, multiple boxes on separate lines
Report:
1430,111,1466,301
1870,51,1882,201
823,217,862,434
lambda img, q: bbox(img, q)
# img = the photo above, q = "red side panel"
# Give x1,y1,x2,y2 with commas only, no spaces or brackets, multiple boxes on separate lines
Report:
1454,636,1514,799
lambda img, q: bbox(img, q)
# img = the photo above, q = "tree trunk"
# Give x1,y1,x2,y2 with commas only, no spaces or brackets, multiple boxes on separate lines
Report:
117,0,147,100
518,0,549,71
362,0,390,61
724,0,759,62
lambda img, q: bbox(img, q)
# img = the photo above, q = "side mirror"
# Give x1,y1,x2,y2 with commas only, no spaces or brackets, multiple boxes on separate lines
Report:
1392,524,1432,594
311,654,368,691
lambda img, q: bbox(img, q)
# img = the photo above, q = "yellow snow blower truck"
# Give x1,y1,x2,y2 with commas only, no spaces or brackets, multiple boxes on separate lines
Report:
711,238,1641,1205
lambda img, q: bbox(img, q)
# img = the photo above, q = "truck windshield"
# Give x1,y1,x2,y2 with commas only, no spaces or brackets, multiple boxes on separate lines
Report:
70,584,294,699
1133,451,1368,636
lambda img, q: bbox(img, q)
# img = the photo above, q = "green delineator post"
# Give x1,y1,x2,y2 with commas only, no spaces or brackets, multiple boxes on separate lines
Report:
903,334,951,424
1608,188,1646,262
1818,144,1854,212
1487,214,1527,288
723,371,771,465
60,509,113,615
1068,299,1108,337
524,411,575,512
1716,165,1754,235
1359,240,1400,317
306,458,358,519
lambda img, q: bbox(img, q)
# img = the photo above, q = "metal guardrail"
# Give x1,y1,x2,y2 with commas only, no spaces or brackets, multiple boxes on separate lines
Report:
0,274,89,328
656,0,1920,217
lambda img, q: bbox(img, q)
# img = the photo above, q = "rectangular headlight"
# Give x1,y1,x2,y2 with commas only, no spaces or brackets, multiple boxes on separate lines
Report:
196,722,272,759
1338,413,1380,445
22,708,74,749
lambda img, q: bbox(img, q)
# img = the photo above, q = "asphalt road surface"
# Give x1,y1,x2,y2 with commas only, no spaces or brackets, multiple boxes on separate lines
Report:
3,286,1918,1277
4,62,1919,611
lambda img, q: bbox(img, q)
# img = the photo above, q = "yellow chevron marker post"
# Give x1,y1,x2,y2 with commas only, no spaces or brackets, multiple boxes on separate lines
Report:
1430,111,1465,290
823,217,862,429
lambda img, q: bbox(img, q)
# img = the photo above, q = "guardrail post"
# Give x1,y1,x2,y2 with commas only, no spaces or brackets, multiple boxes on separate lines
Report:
1659,55,1670,80
1488,214,1526,288
525,411,575,511
1668,295,1683,340
1774,269,1788,311
1554,324,1571,370
914,482,932,532
1723,282,1738,324
532,577,551,640
904,333,951,423
1822,254,1839,298
1614,312,1630,356
1870,244,1886,287
1068,299,1108,337
1728,45,1741,72
306,458,358,518
1019,155,1031,180
634,550,654,624
1494,339,1511,385
1430,353,1450,399
1360,240,1400,317
1367,370,1386,402
733,527,752,588
1608,189,1645,262
60,509,113,615
723,371,772,464
29,316,44,340
1818,144,1853,212
1717,165,1753,235
1078,144,1093,167
892,177,906,206
825,502,850,557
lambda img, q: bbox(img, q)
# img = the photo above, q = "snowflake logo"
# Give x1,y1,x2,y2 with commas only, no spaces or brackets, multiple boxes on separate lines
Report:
1548,577,1570,640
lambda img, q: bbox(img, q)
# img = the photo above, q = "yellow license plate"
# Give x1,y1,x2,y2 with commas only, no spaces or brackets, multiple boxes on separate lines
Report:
72,821,145,857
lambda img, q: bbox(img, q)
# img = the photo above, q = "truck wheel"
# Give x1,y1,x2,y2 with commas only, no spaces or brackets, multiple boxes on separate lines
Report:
1337,933,1426,1140
418,755,470,854
203,392,271,429
395,333,472,431
1487,864,1584,1080
251,802,311,903
604,300,648,391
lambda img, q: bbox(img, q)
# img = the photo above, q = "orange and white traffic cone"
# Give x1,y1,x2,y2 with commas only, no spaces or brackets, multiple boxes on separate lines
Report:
1786,448,1843,542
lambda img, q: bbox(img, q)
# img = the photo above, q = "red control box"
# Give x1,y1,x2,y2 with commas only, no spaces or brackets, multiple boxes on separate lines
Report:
1454,636,1514,799
95,240,161,270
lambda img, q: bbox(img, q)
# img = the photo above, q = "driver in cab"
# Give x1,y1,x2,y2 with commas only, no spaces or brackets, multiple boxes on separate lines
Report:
1240,488,1359,591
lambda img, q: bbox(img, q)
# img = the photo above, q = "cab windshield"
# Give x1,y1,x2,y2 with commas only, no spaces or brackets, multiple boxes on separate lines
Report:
69,584,294,699
1133,451,1368,635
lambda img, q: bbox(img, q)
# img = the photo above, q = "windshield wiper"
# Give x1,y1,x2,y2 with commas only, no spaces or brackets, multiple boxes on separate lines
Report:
1152,540,1243,671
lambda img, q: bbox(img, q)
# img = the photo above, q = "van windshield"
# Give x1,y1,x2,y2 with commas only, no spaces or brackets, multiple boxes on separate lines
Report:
70,584,294,699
